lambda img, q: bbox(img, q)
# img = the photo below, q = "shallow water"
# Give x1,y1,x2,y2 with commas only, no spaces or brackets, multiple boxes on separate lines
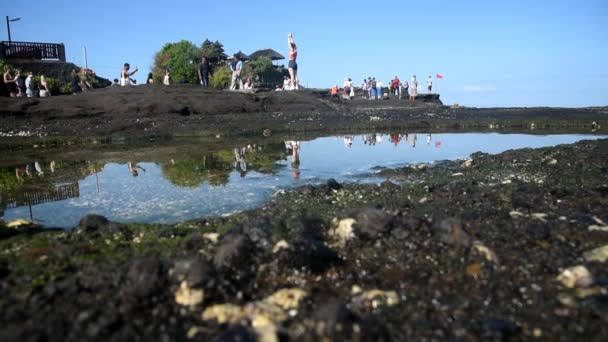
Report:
1,133,605,228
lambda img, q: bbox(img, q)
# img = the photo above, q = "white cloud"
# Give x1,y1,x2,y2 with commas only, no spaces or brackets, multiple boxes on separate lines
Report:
463,85,497,93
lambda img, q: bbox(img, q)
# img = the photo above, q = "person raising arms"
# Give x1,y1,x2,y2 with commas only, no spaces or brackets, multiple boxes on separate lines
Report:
287,32,299,90
120,63,138,86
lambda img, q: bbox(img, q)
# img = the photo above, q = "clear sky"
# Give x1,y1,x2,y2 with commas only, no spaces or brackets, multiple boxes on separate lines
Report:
2,0,607,107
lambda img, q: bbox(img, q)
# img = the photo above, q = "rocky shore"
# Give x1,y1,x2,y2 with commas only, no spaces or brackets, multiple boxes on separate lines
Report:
1,138,607,341
0,85,605,141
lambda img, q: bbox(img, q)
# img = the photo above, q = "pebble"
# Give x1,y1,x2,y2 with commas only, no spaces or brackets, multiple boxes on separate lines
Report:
174,281,204,306
510,211,525,219
202,232,219,244
452,172,464,177
556,265,594,288
461,159,473,168
263,288,307,310
202,304,245,323
583,245,608,263
272,240,290,253
352,289,400,307
472,241,499,263
6,219,33,228
331,218,356,246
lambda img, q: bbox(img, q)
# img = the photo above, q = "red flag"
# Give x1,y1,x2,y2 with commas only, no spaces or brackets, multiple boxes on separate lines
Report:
436,73,443,79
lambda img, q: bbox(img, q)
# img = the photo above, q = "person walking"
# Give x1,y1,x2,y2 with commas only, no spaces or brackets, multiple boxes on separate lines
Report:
198,57,211,87
287,32,299,90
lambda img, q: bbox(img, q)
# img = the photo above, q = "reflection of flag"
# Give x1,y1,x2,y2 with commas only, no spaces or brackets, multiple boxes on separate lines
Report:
436,73,443,79
435,141,443,147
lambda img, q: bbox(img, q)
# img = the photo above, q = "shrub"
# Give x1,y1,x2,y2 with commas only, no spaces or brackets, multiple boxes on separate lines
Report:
210,65,231,89
152,40,200,84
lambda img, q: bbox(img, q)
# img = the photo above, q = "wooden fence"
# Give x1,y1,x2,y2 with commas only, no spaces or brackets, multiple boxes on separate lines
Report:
0,41,66,61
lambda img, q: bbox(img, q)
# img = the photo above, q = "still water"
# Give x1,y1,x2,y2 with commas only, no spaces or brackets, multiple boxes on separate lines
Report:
1,133,605,228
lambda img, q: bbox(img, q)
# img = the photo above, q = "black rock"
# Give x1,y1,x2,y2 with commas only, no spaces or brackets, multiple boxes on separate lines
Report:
433,218,471,247
213,234,254,273
171,257,214,288
477,319,520,339
208,324,257,342
124,257,165,298
344,208,394,240
76,214,132,239
181,232,205,251
277,238,340,273
327,178,342,192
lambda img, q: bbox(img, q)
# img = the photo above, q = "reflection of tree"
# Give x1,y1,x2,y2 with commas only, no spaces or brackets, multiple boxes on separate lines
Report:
0,168,23,192
161,156,233,188
160,143,288,188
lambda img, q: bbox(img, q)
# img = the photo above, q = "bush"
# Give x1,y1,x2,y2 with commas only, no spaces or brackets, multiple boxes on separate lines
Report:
152,40,200,84
210,65,231,89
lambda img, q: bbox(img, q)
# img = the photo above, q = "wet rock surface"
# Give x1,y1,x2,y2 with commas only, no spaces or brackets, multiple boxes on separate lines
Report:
0,138,607,340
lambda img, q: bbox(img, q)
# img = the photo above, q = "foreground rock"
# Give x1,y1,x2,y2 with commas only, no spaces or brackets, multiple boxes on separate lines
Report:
0,138,607,340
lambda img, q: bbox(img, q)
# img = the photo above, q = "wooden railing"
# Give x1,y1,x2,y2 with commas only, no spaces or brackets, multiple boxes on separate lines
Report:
1,183,79,209
0,41,66,61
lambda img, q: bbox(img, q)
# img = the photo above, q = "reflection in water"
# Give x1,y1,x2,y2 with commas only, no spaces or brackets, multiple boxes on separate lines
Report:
1,133,605,228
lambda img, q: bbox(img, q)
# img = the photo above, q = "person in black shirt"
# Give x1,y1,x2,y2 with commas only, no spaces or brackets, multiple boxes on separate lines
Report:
198,57,211,87
70,69,82,94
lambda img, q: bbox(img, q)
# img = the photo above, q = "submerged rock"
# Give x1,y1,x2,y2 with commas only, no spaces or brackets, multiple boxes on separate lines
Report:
556,265,594,288
174,281,204,307
584,245,608,263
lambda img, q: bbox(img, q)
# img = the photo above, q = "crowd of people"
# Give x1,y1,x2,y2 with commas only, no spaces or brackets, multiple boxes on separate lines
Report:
338,74,436,101
3,65,53,97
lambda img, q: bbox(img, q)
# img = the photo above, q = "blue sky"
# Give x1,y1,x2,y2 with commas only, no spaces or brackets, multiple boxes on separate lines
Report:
2,0,607,107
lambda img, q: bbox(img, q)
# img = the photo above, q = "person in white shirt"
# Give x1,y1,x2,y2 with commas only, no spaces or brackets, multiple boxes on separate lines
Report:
410,75,418,101
120,63,138,86
343,77,352,97
376,80,383,98
427,75,433,94
163,70,171,85
25,72,34,97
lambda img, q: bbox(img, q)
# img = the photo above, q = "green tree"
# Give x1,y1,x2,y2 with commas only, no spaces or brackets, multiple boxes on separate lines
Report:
200,39,228,65
210,65,231,89
152,40,200,84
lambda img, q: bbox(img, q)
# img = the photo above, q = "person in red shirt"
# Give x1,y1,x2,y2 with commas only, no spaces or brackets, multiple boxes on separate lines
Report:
288,32,299,90
392,76,401,97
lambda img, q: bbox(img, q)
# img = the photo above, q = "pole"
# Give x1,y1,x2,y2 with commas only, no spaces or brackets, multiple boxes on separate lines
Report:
84,46,88,70
6,16,11,44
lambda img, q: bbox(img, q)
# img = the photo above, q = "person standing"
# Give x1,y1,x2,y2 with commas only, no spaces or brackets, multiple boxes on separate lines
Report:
371,77,377,99
39,75,51,97
409,75,418,101
401,80,409,99
70,69,82,94
163,70,171,85
376,79,383,98
146,73,154,84
230,56,243,90
80,68,92,91
25,72,35,97
427,75,433,94
392,76,401,97
287,32,299,90
120,63,138,86
198,57,211,87
3,65,19,97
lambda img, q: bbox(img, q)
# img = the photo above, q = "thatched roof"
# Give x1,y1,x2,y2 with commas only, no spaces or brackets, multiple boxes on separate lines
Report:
233,51,250,61
248,48,285,61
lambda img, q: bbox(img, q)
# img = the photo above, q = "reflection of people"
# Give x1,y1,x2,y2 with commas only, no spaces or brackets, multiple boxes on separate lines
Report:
285,141,301,180
234,148,248,177
344,135,353,147
128,161,146,177
408,133,417,148
427,133,432,145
